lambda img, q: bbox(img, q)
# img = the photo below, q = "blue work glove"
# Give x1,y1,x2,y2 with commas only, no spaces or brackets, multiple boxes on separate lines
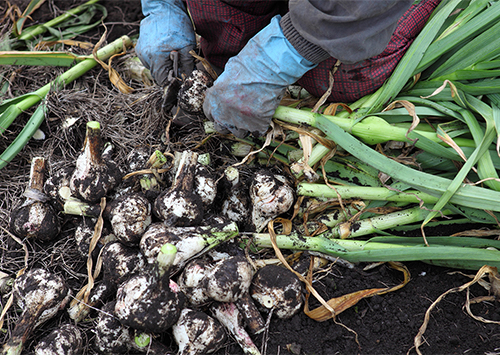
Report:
136,0,196,86
203,15,317,138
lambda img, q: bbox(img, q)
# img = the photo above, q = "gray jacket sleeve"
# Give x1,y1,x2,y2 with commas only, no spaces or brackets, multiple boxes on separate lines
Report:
281,0,414,64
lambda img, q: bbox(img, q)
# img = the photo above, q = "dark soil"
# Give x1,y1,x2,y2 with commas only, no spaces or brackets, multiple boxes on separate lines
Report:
255,260,500,355
1,1,499,355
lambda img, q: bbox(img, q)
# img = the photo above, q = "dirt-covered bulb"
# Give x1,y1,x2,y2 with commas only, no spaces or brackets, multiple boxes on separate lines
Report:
10,157,60,242
69,121,121,203
2,269,71,355
250,264,303,319
154,150,203,226
173,308,226,355
250,170,294,232
114,243,185,332
109,192,152,246
34,324,83,355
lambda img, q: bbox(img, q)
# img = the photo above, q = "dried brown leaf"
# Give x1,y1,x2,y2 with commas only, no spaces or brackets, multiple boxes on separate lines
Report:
35,39,94,50
92,29,134,94
383,100,419,141
305,261,410,321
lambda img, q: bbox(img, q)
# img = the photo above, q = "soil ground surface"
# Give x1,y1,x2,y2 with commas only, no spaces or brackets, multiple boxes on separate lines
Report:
1,1,500,355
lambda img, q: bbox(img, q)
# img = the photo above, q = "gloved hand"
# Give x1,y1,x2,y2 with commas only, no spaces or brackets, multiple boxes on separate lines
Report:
203,15,317,138
135,0,196,86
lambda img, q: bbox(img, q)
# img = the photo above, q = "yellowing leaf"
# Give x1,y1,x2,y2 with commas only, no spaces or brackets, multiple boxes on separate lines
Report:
35,39,94,50
14,0,46,35
0,51,84,66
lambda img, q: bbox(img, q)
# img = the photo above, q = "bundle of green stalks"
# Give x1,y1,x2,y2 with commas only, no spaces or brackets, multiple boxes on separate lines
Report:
254,0,500,270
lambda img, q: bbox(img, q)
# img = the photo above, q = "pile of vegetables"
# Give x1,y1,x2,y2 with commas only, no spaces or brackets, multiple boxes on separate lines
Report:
2,0,500,354
2,117,302,354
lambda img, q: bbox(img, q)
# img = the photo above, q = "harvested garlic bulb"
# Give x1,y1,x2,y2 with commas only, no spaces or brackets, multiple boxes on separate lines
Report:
69,121,121,203
154,150,203,226
173,308,226,355
109,192,152,246
250,170,294,232
250,264,303,319
10,157,60,242
114,244,185,332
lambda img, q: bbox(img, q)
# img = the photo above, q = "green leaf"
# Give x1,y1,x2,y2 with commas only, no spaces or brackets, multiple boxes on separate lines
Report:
14,0,46,36
368,0,462,113
435,69,500,81
408,131,462,161
314,113,500,212
416,0,500,74
429,20,500,79
17,0,103,43
0,103,47,170
0,94,42,134
434,0,491,40
0,93,39,114
0,51,86,66
395,96,463,119
454,79,500,96
460,108,500,191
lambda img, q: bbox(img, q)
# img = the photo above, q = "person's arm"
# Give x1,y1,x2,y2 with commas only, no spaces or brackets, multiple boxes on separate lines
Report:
282,0,414,65
203,15,317,138
203,0,414,138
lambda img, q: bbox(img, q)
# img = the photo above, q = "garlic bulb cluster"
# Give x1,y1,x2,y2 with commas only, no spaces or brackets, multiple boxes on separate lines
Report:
6,119,307,355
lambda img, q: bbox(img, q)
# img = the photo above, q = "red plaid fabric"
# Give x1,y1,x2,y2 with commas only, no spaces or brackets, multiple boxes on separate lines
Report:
187,0,441,102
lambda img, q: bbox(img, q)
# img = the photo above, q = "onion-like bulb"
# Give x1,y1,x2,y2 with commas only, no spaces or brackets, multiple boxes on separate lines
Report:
177,69,213,115
153,150,203,226
250,264,303,319
250,170,294,232
34,324,83,355
10,157,60,242
2,269,71,355
69,121,121,203
109,192,152,246
114,244,185,332
68,241,147,322
94,301,132,354
221,166,250,226
173,308,226,355
178,255,265,334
